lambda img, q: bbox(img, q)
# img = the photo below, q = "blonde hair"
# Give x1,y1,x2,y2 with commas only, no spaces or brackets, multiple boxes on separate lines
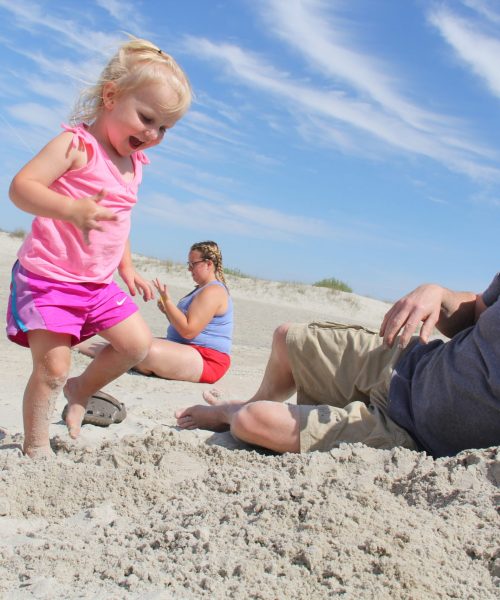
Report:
71,36,192,125
191,241,227,289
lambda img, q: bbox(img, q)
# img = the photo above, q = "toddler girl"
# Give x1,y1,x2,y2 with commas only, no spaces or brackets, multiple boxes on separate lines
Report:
6,36,191,457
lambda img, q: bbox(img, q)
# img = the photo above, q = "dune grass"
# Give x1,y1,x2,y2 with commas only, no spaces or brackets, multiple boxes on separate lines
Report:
313,277,352,293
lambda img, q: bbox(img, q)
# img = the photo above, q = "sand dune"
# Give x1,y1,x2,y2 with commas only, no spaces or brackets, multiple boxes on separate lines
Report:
0,231,498,599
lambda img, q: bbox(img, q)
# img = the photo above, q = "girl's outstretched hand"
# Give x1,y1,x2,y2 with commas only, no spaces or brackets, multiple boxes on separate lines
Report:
153,278,170,315
119,266,154,301
70,189,118,244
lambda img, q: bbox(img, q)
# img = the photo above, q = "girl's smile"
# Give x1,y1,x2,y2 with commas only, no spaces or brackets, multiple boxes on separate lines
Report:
91,79,179,160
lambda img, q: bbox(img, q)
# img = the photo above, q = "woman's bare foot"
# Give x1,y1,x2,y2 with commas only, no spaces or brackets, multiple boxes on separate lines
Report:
63,378,88,439
75,338,108,359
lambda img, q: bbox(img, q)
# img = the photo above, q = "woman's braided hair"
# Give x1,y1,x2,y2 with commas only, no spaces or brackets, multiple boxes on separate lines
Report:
191,241,227,289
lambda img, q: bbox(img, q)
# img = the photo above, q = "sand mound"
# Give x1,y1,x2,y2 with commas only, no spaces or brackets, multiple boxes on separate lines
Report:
0,430,498,599
0,232,498,599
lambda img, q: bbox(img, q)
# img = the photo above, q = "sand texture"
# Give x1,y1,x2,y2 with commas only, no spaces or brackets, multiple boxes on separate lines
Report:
0,232,498,599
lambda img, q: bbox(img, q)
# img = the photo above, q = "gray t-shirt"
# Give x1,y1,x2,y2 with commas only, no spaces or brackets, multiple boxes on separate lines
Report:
388,274,500,457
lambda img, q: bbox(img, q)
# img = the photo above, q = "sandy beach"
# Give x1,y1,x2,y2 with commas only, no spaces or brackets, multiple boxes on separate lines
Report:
0,230,498,599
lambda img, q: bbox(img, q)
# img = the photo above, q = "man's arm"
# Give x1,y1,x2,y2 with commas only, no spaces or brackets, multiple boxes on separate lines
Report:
380,283,481,348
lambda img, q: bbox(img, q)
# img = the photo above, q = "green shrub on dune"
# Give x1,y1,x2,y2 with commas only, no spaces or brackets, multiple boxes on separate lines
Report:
313,277,352,293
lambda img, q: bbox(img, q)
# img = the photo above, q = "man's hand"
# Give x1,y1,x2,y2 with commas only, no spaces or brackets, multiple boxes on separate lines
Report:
69,189,117,244
380,284,443,348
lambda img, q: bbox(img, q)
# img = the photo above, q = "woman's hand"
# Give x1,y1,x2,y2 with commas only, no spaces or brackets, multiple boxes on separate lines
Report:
153,278,171,315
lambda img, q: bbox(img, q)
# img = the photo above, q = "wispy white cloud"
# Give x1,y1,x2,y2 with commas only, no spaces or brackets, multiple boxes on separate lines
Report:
141,193,334,242
429,7,500,98
95,0,147,31
259,0,445,133
0,0,121,56
6,102,64,133
460,0,500,24
181,35,500,182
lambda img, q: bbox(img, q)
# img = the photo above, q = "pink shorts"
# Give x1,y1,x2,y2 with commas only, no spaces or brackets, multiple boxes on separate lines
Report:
191,345,231,384
6,261,138,348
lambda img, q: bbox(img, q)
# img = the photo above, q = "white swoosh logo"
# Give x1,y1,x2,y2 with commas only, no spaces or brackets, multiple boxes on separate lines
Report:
116,297,127,306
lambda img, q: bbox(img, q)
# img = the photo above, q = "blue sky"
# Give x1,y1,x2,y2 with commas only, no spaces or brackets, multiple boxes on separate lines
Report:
0,0,499,300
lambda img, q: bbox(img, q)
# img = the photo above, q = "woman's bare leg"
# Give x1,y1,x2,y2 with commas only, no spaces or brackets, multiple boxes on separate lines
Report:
64,312,152,438
134,339,203,381
77,337,204,382
24,331,72,458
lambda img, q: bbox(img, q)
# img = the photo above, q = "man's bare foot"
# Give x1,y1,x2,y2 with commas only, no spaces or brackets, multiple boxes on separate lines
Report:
23,444,55,459
63,378,88,439
175,404,231,432
202,388,245,407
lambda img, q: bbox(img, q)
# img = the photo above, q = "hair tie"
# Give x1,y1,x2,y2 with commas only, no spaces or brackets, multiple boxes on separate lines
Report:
157,48,162,55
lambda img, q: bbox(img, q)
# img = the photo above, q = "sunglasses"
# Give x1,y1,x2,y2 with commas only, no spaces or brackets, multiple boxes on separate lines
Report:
187,259,206,269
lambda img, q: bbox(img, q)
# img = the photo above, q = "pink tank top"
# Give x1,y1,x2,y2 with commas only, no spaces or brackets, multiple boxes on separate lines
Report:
18,124,149,283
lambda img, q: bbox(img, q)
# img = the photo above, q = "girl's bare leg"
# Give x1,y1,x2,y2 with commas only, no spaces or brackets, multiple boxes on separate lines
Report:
64,312,152,438
176,323,296,430
24,331,72,458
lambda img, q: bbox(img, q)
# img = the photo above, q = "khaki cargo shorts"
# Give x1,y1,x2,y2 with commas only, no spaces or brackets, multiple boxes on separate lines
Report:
286,321,418,453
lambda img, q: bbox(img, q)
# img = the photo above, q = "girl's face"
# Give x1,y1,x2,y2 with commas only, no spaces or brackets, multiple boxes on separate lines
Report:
187,250,212,285
101,80,178,157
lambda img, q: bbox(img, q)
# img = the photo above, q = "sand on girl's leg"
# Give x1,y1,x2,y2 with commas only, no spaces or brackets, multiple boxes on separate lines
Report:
22,386,58,458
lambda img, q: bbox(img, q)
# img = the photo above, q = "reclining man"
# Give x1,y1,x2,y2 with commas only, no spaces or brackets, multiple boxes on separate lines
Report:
176,278,500,458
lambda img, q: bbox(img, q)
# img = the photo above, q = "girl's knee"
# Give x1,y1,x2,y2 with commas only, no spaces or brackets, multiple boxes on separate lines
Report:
35,356,71,390
114,329,152,364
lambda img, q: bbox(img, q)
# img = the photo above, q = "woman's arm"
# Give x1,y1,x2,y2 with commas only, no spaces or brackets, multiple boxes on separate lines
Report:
9,132,116,243
380,283,480,348
154,279,227,339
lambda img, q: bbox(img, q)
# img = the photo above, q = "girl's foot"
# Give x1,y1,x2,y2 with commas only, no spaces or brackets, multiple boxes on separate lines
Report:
23,444,55,459
62,378,87,439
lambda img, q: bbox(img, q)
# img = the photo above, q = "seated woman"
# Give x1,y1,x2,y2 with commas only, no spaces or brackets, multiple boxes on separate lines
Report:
79,241,233,384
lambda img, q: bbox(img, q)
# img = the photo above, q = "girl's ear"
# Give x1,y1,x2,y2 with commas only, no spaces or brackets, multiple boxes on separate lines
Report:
102,82,118,109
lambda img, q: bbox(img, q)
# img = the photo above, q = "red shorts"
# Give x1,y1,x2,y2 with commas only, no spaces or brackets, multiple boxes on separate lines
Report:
191,345,231,384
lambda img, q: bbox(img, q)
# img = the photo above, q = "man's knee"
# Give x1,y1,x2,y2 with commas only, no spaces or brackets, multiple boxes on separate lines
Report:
273,323,291,345
230,402,266,440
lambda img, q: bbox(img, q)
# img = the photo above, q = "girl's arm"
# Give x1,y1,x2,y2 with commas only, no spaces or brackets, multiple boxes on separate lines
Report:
118,240,154,301
153,278,227,339
9,131,117,243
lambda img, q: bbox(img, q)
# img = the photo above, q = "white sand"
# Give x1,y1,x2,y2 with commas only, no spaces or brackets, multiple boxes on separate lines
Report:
0,231,498,599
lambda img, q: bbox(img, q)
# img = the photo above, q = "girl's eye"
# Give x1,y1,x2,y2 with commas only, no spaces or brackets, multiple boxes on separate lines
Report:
139,113,152,124
159,126,166,135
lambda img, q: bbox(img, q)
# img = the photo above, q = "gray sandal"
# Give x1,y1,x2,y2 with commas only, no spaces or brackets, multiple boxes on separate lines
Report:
62,391,126,427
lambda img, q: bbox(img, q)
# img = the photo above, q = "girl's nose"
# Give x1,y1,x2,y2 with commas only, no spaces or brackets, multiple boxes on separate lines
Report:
145,128,159,141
